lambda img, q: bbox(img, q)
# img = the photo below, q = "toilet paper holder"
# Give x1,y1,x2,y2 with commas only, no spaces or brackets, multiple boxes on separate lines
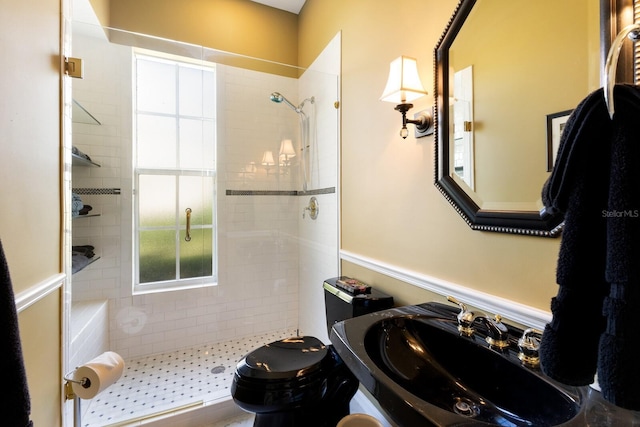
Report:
64,367,112,427
63,370,88,427
63,351,125,427
63,371,89,400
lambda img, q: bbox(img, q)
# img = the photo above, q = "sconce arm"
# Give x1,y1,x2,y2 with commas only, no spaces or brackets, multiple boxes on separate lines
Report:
408,114,430,129
395,103,433,138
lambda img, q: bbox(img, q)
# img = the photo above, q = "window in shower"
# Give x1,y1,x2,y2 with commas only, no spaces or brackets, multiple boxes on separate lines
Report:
133,51,216,293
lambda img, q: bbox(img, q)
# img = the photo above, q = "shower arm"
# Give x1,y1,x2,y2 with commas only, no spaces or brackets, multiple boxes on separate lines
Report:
270,92,315,191
270,92,314,114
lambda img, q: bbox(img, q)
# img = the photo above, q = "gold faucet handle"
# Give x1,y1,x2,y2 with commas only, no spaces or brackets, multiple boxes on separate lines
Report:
518,328,543,368
447,296,478,336
446,295,467,313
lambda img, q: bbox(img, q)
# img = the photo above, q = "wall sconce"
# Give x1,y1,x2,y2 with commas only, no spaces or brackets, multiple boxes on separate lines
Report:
279,139,296,167
261,151,275,174
380,56,433,139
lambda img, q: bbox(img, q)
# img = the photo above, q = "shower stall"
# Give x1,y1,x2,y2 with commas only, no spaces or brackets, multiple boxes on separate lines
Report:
68,19,340,426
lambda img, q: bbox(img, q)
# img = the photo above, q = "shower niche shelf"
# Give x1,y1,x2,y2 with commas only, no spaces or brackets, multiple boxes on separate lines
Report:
72,152,101,167
72,99,101,125
73,211,101,223
71,100,102,275
73,213,100,219
72,255,101,275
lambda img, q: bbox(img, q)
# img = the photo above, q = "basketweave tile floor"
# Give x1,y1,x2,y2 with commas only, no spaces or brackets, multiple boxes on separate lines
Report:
82,329,296,427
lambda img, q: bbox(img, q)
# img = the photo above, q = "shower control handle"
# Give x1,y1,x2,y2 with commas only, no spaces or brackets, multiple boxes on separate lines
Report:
303,197,319,220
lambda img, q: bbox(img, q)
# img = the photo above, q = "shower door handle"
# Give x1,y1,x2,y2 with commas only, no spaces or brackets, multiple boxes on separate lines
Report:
185,208,192,242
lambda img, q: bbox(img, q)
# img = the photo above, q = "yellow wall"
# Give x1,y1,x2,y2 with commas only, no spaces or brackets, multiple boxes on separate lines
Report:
108,0,298,70
19,292,63,425
299,0,564,311
89,0,110,28
0,0,63,424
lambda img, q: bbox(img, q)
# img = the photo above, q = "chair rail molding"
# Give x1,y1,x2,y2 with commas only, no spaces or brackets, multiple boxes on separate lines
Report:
340,250,551,331
15,273,65,313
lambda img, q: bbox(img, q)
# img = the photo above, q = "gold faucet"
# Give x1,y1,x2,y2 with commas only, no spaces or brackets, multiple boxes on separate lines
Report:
447,296,510,350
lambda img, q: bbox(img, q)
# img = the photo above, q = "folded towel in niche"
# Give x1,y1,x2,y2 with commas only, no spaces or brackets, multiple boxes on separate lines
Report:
72,192,84,217
0,239,34,426
78,205,93,216
72,245,95,259
72,254,90,274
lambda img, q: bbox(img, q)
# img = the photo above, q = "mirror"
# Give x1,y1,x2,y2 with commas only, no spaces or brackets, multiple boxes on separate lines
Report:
434,0,630,236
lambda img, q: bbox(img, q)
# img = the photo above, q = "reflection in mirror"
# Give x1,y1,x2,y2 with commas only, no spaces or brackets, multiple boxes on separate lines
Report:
452,65,474,190
435,0,602,236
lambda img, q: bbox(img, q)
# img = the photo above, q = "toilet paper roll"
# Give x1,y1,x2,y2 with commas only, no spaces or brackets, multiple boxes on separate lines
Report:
72,351,125,399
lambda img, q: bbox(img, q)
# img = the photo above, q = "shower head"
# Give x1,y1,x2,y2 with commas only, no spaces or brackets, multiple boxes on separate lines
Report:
270,92,300,113
269,92,284,103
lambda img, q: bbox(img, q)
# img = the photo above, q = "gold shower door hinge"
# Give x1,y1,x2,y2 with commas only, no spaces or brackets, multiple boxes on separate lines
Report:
65,57,84,79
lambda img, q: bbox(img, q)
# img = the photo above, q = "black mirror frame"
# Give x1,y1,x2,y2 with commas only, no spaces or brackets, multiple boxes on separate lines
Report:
433,0,633,237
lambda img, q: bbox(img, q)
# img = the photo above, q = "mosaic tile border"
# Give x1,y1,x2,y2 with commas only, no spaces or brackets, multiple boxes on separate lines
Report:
298,187,336,196
226,187,335,196
72,188,122,195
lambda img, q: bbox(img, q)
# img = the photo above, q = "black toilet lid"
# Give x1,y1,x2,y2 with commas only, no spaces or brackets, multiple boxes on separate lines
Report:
238,336,329,380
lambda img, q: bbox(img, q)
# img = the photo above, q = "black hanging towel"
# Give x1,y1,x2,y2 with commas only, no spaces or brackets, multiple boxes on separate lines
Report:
0,239,34,426
540,84,640,410
598,84,640,410
540,87,611,387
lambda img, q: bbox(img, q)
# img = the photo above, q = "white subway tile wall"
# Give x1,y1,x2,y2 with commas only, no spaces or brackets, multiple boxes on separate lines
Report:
70,28,339,361
69,300,109,371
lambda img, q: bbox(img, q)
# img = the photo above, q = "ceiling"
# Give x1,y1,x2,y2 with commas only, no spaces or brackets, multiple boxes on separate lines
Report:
250,0,306,14
73,0,307,30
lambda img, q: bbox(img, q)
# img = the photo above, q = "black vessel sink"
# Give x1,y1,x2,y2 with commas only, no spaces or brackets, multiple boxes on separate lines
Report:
330,302,587,426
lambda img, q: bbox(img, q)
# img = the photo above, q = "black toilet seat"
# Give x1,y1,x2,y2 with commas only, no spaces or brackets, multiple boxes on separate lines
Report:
237,336,329,381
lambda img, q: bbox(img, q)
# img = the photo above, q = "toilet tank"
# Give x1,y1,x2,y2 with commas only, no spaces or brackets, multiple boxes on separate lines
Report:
323,277,394,333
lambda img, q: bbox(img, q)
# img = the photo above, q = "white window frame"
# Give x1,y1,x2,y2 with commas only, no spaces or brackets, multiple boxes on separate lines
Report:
132,49,217,294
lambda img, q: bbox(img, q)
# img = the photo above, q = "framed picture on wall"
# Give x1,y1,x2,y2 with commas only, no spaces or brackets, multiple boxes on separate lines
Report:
546,109,573,171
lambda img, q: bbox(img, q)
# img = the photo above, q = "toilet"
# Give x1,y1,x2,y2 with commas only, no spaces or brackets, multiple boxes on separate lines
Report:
231,277,393,427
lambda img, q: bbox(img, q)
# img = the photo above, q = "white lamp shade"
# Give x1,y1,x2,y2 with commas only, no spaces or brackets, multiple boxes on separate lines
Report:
279,139,296,157
261,150,275,166
380,56,427,103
